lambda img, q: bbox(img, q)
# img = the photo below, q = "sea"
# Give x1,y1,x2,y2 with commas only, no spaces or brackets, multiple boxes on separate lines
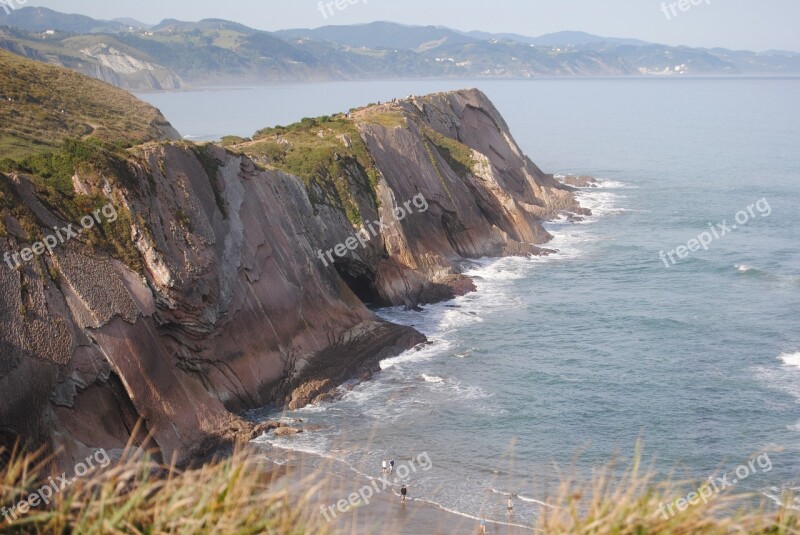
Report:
137,77,800,526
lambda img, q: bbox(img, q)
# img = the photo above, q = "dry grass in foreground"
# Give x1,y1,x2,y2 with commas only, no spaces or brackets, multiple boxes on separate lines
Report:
0,442,798,534
0,443,329,535
538,451,799,535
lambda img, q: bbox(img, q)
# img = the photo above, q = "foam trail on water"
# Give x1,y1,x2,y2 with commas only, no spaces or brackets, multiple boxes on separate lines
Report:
780,351,800,369
491,488,560,509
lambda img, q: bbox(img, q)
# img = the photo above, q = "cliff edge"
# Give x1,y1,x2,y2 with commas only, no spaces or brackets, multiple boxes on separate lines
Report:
0,79,585,466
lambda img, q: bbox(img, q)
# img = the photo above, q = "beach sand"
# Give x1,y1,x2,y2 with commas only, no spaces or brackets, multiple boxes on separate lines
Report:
263,449,537,535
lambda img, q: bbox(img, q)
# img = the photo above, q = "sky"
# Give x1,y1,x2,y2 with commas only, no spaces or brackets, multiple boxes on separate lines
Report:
17,0,800,53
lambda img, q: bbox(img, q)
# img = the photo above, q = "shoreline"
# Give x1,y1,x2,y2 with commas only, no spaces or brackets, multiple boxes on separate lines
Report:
258,445,538,534
250,178,611,533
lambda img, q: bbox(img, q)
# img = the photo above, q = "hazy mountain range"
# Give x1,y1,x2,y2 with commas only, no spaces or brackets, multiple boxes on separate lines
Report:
1,7,798,90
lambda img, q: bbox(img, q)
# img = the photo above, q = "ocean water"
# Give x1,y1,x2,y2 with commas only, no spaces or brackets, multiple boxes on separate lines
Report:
139,78,800,525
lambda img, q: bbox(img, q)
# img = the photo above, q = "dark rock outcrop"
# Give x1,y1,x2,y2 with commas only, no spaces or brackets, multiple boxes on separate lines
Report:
561,175,598,188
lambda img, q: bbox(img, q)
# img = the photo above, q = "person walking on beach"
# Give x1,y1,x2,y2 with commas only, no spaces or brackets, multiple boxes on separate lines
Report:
507,496,513,515
381,459,387,475
389,459,395,474
400,484,407,504
480,517,487,533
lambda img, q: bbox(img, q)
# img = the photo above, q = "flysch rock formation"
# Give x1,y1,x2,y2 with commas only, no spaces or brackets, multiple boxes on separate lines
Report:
0,33,183,91
347,91,586,305
0,88,587,468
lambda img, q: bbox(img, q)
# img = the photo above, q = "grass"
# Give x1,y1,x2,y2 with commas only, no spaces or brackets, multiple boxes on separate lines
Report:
1,442,797,534
0,442,329,535
537,449,800,534
235,105,477,229
358,111,407,129
0,49,172,160
0,138,144,272
239,115,381,227
420,126,475,179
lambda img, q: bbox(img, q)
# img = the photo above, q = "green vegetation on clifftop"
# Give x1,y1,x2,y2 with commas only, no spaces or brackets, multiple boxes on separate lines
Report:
239,115,381,226
0,49,174,161
1,138,143,271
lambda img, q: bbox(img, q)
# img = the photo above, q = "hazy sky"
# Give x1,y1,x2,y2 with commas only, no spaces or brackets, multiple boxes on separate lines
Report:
20,0,800,52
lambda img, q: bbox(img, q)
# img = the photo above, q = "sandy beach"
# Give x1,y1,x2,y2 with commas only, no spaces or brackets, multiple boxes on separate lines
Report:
262,447,537,535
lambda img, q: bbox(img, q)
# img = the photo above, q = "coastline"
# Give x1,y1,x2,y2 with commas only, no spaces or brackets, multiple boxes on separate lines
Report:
251,177,615,532
259,446,538,534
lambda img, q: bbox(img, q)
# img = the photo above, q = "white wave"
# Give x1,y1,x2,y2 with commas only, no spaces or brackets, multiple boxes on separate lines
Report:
575,190,626,219
463,257,530,281
553,174,633,190
380,339,453,370
594,179,635,189
780,352,800,369
553,212,570,222
491,488,559,509
536,229,593,260
293,403,329,414
405,495,536,530
421,373,444,383
253,433,331,459
754,352,800,407
441,378,492,400
416,370,491,400
736,264,754,272
763,487,800,511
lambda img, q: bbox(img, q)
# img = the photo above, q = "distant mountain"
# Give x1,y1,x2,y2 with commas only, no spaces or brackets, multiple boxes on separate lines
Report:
275,21,478,52
112,17,152,30
0,10,798,91
150,17,257,34
0,6,127,33
464,30,650,47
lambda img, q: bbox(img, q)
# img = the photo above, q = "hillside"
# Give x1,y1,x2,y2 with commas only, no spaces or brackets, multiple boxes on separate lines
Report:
0,49,179,160
274,21,479,51
2,8,800,91
0,55,581,465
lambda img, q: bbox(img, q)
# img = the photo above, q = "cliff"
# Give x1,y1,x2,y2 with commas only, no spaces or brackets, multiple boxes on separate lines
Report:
0,30,184,91
0,84,585,466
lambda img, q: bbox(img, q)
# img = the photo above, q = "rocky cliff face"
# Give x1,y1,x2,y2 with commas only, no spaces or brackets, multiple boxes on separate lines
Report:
0,34,183,91
0,89,585,466
347,91,584,305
